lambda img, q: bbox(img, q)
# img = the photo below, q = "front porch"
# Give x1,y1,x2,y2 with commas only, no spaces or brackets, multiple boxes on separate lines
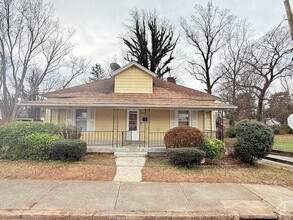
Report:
82,129,221,153
47,107,224,152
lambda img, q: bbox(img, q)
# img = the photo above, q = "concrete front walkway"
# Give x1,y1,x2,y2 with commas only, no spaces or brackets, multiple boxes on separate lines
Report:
114,152,147,182
0,179,292,219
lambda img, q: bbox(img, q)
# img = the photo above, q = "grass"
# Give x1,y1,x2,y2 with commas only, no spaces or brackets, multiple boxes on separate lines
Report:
0,153,116,181
225,135,293,152
142,156,293,186
273,134,293,152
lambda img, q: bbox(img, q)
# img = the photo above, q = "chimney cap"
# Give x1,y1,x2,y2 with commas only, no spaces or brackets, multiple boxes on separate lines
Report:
167,77,176,84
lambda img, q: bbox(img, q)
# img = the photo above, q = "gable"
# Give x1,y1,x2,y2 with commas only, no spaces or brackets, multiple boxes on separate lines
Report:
114,66,153,93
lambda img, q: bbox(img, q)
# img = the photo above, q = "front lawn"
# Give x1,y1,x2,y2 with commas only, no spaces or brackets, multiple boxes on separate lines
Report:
142,156,293,186
0,153,116,181
225,135,293,153
274,134,293,152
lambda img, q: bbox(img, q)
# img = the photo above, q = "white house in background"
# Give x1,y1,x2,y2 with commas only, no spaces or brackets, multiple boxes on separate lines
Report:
266,118,281,127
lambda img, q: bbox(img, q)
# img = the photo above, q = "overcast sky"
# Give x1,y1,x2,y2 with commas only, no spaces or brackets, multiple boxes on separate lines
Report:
48,0,291,90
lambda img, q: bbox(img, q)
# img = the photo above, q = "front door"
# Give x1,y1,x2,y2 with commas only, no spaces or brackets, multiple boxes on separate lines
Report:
127,109,139,141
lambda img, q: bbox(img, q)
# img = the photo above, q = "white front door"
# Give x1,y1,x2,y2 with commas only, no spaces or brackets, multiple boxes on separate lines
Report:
127,109,139,141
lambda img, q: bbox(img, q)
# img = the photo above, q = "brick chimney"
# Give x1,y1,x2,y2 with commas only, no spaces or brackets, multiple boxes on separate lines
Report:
167,77,176,84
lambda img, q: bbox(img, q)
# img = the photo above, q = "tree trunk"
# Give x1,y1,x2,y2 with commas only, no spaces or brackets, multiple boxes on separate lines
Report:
256,91,267,122
284,0,293,41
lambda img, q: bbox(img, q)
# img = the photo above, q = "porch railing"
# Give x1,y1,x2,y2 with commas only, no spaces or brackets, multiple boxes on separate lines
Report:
148,132,165,147
202,130,217,139
80,131,113,146
81,130,219,147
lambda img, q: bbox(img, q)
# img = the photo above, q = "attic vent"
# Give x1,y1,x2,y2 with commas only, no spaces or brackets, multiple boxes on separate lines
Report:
167,77,176,84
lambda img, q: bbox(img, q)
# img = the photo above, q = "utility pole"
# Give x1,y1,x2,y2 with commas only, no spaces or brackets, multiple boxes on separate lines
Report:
284,0,293,40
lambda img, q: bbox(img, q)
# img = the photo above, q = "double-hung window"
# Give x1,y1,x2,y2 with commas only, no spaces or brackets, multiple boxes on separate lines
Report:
178,110,189,126
76,109,87,131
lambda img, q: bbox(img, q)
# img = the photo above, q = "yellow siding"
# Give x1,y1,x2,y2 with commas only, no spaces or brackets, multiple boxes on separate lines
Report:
206,111,212,130
198,111,203,131
51,109,58,124
149,110,170,132
59,109,66,125
114,66,153,93
117,109,127,131
96,109,113,131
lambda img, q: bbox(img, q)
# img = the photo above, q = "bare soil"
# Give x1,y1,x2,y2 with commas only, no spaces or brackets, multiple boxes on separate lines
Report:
0,153,116,181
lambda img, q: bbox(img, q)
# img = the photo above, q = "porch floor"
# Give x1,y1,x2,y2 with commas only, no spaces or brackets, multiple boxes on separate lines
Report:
87,145,166,153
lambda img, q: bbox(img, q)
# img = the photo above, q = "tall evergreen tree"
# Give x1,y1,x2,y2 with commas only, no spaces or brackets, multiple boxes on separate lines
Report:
90,64,106,81
121,9,178,78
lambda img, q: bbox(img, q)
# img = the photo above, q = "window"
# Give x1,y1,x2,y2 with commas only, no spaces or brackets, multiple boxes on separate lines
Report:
178,110,189,126
76,109,87,131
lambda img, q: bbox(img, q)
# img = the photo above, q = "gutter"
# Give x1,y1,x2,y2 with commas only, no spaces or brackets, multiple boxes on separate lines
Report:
18,102,237,110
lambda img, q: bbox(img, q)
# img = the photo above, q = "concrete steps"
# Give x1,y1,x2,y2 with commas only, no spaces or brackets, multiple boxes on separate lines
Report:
265,154,293,166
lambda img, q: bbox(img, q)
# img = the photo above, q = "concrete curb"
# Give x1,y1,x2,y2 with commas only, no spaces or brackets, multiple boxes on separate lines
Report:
0,210,241,220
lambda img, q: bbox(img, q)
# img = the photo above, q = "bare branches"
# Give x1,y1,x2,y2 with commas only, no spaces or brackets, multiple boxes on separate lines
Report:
180,1,236,94
0,0,75,121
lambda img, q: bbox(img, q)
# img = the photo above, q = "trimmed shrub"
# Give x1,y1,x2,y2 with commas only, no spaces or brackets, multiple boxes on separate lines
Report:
224,126,236,138
200,138,226,160
167,148,205,168
24,133,62,160
164,126,204,149
0,122,58,159
49,139,87,161
234,120,274,164
59,125,82,139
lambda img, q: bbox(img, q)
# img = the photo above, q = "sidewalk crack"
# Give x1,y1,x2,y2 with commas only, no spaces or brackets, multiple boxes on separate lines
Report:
178,183,192,209
114,182,122,210
28,181,63,210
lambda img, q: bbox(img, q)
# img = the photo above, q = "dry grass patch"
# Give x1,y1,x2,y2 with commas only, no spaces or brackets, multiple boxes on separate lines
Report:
142,156,293,186
0,153,116,181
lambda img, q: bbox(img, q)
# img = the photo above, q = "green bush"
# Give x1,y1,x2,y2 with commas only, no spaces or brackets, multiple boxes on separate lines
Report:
224,126,236,138
49,139,87,161
24,133,61,160
0,122,58,159
167,148,205,168
234,120,274,164
58,125,82,139
164,126,204,149
200,138,226,160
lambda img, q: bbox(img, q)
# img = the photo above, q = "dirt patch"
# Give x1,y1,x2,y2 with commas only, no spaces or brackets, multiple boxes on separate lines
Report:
142,155,293,186
0,153,116,181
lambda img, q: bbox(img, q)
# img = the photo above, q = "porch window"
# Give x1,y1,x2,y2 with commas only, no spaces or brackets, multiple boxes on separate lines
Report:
178,110,189,126
76,109,87,131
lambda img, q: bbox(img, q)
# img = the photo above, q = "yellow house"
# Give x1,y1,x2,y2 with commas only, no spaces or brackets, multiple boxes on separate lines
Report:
20,62,235,151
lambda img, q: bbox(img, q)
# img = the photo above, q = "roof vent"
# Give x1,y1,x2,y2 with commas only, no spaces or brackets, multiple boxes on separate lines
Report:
110,63,121,71
167,77,176,84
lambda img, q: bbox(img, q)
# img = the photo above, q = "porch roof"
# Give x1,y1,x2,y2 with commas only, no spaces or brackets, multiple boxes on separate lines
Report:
19,77,236,110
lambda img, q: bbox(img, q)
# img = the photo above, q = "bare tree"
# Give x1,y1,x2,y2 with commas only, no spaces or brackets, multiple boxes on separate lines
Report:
0,0,74,121
241,24,293,121
60,57,90,88
180,1,235,94
217,20,253,124
121,9,178,78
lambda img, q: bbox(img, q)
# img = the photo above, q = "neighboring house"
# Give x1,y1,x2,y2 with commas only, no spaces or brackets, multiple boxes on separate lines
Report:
20,62,235,150
266,118,281,127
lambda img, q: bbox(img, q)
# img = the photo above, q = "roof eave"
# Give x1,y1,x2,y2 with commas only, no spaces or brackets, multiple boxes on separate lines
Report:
18,102,237,110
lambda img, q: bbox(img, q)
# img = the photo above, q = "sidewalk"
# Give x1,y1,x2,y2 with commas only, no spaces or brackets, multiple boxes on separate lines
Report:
0,179,292,219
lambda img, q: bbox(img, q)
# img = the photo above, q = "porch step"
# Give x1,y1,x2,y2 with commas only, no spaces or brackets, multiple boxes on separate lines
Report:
114,152,148,157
